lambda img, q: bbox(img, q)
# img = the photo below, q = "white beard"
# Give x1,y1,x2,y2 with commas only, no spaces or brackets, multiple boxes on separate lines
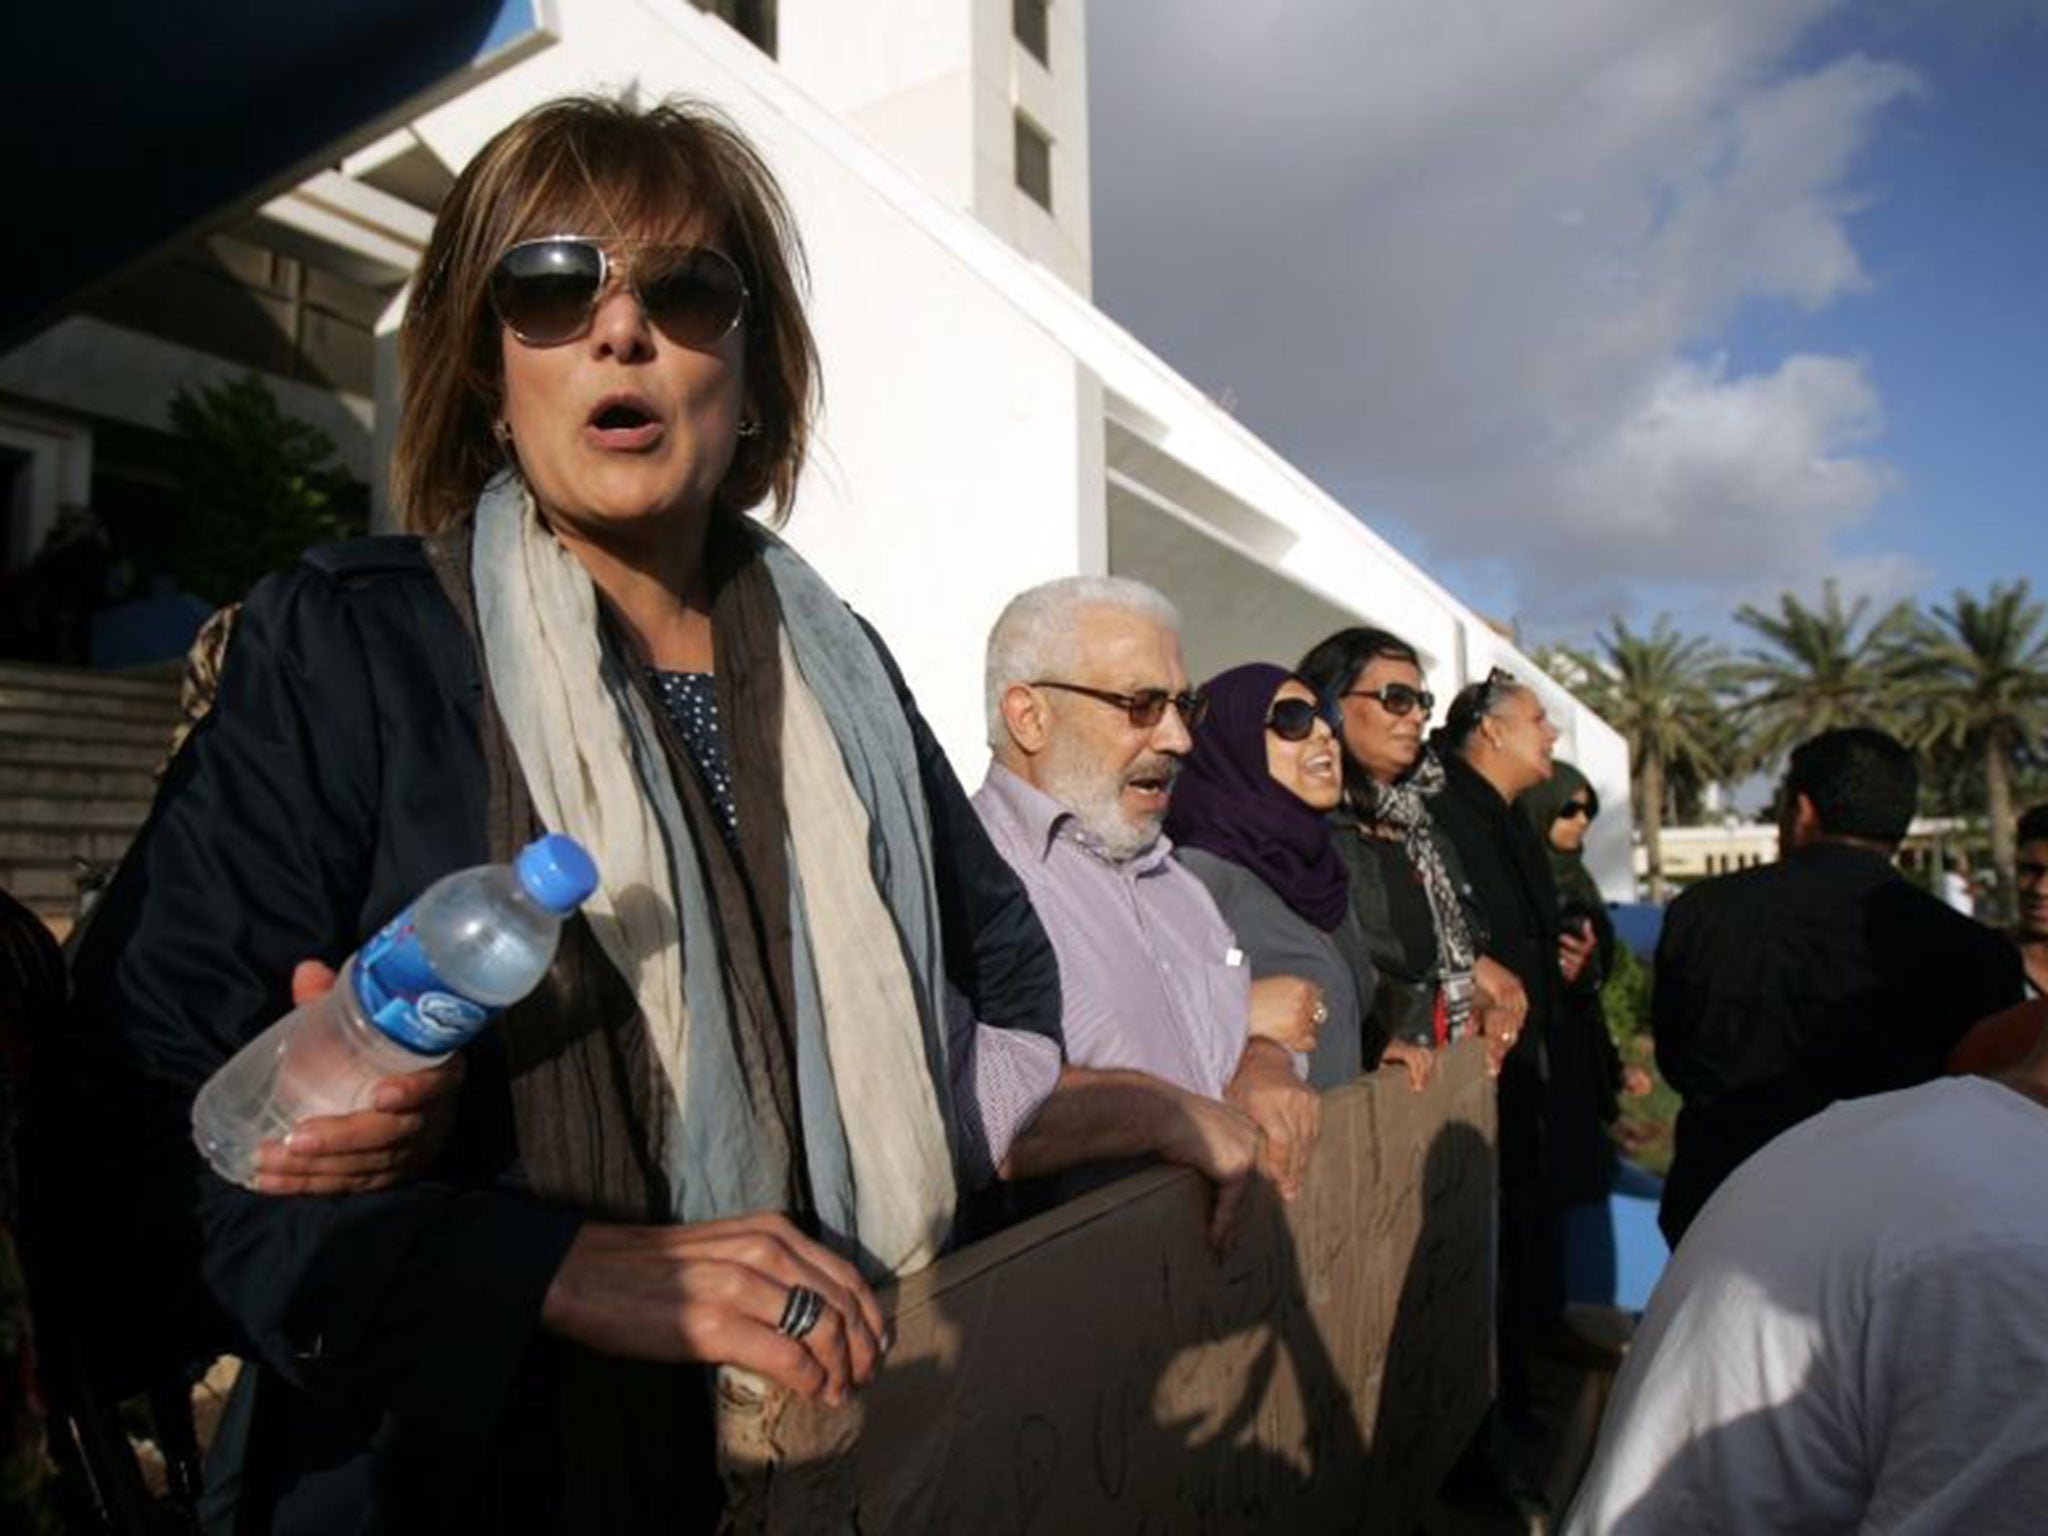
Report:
1036,739,1174,863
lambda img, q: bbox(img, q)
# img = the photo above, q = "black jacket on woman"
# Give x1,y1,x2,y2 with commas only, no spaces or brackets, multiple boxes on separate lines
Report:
1429,749,1570,1390
1330,813,1486,1048
1519,762,1623,1208
48,537,1062,1533
1429,751,1560,1189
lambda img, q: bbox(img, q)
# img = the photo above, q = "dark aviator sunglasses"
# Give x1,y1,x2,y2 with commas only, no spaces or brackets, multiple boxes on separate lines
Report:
489,237,750,349
1341,682,1435,719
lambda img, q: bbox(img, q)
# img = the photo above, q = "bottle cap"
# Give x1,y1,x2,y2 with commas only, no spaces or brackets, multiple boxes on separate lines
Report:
515,834,599,915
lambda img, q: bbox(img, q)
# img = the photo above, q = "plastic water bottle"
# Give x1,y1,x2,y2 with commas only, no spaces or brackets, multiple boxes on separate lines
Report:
192,834,598,1188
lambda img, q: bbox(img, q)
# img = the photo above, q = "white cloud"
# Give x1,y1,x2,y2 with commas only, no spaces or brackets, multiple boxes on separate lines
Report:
1089,0,1923,633
1555,352,1893,570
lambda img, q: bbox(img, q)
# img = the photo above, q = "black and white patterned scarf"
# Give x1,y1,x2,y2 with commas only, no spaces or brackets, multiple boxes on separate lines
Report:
1353,749,1478,1032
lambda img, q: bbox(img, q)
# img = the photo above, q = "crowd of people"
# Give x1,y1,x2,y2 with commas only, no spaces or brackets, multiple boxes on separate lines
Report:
2,94,2042,1533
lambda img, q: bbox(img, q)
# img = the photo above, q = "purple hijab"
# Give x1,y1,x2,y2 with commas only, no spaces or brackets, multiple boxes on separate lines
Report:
1164,662,1350,932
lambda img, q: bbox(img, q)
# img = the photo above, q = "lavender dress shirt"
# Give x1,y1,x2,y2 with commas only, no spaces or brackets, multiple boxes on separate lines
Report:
971,764,1254,1106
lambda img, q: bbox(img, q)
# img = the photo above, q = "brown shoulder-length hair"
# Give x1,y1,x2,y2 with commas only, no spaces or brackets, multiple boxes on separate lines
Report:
392,95,819,533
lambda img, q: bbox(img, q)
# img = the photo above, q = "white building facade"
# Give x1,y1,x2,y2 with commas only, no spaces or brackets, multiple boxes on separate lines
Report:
0,0,1635,895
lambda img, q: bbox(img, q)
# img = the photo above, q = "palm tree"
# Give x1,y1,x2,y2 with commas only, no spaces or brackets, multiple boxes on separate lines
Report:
1666,704,1751,825
1896,581,2048,915
1550,617,1729,903
1725,581,1918,768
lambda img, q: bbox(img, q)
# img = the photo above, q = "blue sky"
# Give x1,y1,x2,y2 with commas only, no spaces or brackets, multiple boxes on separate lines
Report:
1728,4,2048,618
1089,1,2047,645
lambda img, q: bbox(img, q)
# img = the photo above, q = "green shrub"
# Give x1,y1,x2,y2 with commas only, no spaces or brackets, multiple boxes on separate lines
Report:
164,375,362,603
1602,939,1652,1045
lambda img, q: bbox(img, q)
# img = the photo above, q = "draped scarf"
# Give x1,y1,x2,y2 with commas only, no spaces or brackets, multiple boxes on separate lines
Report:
1349,747,1479,1030
465,474,956,1276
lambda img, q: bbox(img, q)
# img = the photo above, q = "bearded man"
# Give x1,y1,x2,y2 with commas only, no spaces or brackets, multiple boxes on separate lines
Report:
965,577,1323,1245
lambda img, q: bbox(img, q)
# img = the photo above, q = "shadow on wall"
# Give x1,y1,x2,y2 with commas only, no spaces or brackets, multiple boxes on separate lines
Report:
716,1041,1499,1532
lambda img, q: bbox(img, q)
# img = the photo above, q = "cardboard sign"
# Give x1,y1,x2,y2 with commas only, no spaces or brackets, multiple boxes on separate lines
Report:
719,1041,1498,1532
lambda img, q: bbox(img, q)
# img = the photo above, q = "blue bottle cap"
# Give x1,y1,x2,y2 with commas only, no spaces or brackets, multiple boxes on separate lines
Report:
515,834,599,915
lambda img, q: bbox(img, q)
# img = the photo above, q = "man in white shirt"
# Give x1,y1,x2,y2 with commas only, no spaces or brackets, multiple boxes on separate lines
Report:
1566,1017,2048,1533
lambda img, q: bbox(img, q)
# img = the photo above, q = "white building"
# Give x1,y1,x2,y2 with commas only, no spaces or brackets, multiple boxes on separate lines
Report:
1647,817,1970,889
0,0,1635,895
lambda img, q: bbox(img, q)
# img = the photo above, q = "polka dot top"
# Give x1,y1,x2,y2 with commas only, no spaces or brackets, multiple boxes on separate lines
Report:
646,670,740,847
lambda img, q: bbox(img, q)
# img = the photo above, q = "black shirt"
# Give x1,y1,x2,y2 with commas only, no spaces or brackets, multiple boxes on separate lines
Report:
646,669,740,847
1430,752,1560,1192
1654,839,2025,1243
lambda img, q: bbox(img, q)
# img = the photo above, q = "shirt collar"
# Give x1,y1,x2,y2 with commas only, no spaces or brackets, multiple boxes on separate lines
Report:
980,760,1177,875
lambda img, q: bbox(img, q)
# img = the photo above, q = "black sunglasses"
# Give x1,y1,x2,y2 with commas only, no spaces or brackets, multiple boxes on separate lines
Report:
489,237,750,349
1342,682,1435,719
1266,696,1336,742
1556,800,1594,822
1033,679,1209,730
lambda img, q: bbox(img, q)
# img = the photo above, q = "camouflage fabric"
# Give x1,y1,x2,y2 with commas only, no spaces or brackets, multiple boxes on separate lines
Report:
161,602,241,775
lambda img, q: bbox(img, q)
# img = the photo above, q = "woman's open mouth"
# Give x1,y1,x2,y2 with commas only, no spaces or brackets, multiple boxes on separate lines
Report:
586,395,665,450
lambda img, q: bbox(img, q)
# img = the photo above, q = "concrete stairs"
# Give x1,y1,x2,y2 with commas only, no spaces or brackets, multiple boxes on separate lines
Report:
0,659,179,934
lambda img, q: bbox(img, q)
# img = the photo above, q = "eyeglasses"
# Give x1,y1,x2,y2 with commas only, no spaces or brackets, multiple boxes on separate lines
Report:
1556,800,1593,822
1032,679,1209,730
489,237,750,349
1342,683,1435,719
1266,697,1336,742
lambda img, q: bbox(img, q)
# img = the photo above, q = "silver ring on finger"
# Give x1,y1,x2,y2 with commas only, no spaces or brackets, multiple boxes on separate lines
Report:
777,1284,827,1342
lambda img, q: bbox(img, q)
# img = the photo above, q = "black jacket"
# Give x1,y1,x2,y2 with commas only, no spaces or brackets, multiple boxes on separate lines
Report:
1543,878,1622,1207
50,537,1061,1533
1330,812,1488,1047
1654,840,2024,1244
1429,753,1560,1191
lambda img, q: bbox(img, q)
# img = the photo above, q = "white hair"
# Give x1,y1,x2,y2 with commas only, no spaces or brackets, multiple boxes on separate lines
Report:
984,575,1182,748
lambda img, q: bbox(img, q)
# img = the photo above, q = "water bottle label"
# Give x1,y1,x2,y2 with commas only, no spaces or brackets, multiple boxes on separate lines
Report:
352,908,499,1055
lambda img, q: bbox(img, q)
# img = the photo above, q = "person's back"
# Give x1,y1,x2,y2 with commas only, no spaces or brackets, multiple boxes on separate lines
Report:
1568,1074,2048,1534
1655,729,2023,1244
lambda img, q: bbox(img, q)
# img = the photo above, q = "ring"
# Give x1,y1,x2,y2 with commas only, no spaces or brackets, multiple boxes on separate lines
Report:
777,1284,826,1342
1311,1001,1329,1026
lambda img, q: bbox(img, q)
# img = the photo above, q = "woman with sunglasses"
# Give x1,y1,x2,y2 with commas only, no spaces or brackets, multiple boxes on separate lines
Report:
1163,665,1380,1100
1296,629,1524,1086
62,97,1061,1532
1521,762,1641,1251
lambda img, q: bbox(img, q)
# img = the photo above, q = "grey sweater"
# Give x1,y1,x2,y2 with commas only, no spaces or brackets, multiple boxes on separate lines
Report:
1174,847,1377,1089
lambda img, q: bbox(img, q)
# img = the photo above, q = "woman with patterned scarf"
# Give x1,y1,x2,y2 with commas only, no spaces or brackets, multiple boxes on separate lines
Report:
61,97,1060,1533
1297,629,1528,1078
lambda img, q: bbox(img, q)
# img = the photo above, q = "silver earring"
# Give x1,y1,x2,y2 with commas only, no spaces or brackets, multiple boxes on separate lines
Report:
736,417,762,438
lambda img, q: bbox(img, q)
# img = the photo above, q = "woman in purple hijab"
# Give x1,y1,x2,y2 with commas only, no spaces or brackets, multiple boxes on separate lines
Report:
1165,663,1381,1089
